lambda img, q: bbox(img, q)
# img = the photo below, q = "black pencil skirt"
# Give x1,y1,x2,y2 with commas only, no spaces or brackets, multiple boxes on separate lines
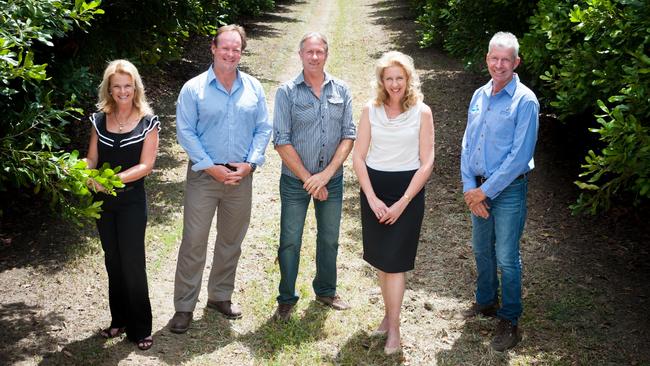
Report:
360,166,425,273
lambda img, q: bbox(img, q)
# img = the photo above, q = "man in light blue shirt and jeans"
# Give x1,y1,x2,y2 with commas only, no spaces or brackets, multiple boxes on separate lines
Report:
460,32,539,351
170,24,271,333
272,32,356,321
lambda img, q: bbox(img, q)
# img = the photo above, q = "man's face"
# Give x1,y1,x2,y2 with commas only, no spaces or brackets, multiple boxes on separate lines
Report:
211,31,242,73
299,37,328,74
486,46,520,88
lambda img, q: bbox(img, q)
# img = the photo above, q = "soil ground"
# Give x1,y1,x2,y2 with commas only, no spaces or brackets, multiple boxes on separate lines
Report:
1,0,649,365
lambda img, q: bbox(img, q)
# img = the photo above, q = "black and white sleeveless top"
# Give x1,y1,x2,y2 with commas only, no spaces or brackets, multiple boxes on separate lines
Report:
90,112,160,187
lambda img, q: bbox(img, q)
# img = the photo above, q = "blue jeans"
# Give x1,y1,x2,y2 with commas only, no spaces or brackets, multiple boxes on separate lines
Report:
277,174,343,304
471,177,528,325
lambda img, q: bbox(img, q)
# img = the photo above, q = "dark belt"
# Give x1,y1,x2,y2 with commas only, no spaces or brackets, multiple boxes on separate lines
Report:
114,185,135,193
476,173,527,185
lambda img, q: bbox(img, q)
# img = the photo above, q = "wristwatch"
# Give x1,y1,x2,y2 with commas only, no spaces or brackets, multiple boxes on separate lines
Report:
247,162,257,172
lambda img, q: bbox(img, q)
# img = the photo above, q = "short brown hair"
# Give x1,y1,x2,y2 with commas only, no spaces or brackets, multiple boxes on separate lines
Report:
212,24,247,51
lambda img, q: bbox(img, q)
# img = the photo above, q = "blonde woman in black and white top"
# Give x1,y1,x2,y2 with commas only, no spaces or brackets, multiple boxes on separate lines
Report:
352,51,435,355
85,59,159,351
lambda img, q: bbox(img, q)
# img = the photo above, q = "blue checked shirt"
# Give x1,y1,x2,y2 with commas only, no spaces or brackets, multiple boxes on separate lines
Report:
273,72,356,180
176,66,272,171
461,74,539,199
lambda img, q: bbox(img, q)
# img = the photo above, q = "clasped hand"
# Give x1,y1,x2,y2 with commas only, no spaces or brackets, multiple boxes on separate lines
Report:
464,188,490,219
303,171,331,200
207,163,252,185
367,195,406,225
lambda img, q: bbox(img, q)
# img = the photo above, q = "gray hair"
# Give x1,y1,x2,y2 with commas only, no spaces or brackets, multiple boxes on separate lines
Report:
488,32,519,59
299,32,328,53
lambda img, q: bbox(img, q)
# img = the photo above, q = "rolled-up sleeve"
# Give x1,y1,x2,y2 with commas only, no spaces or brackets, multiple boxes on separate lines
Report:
273,86,293,146
176,84,213,171
340,87,356,140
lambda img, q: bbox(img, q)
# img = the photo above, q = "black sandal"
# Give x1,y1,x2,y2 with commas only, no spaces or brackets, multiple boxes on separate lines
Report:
136,336,153,351
99,326,126,339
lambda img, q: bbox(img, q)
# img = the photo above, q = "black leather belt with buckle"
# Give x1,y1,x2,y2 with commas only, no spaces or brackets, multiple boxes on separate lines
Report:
475,174,527,185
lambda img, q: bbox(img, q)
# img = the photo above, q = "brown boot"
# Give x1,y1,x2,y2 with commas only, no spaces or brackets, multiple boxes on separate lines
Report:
273,303,295,322
316,295,350,310
169,312,192,334
491,318,522,351
462,302,498,318
207,300,243,319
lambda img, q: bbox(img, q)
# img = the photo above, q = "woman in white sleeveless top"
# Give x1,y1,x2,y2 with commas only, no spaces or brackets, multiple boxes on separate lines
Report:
352,51,435,355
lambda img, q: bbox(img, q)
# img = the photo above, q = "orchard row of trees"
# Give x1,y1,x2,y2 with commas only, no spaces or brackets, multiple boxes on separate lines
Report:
412,0,650,214
0,0,275,223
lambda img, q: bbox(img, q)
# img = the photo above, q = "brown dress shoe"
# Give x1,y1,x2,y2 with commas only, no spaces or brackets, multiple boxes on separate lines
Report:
169,311,192,334
207,300,242,319
316,295,350,310
462,302,498,318
273,303,295,322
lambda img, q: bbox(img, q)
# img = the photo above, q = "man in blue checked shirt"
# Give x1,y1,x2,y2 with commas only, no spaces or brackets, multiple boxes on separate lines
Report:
169,24,271,333
272,32,356,321
460,32,539,351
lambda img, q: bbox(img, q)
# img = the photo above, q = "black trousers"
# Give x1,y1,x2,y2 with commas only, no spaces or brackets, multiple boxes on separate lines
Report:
96,185,152,341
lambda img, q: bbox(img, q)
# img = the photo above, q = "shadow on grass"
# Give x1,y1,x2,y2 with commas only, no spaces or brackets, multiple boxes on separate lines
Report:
0,302,66,365
39,307,236,365
239,300,328,360
331,329,406,365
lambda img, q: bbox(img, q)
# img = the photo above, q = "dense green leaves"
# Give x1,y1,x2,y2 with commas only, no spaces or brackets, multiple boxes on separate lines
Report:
412,0,536,71
0,0,105,222
1,0,276,224
522,0,650,213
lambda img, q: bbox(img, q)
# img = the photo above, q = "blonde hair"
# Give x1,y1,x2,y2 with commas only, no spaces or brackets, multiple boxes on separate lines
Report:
372,51,423,111
96,59,153,116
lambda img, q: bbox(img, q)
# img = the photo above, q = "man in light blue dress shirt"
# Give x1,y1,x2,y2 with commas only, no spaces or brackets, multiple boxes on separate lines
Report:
460,32,539,351
169,25,271,333
272,32,356,321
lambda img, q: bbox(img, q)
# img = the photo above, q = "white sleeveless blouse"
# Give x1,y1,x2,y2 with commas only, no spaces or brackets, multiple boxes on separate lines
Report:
366,101,422,172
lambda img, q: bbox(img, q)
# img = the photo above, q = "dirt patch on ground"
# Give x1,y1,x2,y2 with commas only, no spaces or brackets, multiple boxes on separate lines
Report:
1,0,649,365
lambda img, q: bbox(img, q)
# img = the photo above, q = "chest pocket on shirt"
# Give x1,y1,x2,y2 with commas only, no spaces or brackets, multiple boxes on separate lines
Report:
328,96,344,121
492,108,516,141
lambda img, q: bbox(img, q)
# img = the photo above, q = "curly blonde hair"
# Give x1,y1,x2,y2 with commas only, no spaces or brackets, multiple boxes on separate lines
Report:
96,59,153,116
372,51,423,111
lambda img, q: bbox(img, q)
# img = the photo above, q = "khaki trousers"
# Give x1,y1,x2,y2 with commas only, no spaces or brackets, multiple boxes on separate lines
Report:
173,163,252,312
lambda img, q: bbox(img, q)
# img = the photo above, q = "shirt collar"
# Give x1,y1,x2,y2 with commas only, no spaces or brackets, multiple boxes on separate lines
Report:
207,65,242,93
293,71,333,87
484,73,519,97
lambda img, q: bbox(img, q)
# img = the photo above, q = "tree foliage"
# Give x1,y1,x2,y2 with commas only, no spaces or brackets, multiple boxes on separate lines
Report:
0,0,107,222
1,0,276,224
413,0,650,214
412,0,536,71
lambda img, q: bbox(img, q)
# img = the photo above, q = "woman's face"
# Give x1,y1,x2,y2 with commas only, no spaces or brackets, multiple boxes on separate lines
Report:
109,72,135,108
382,65,407,101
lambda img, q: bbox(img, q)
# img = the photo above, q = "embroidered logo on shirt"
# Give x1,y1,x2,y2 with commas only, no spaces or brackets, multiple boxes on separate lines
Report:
470,104,480,113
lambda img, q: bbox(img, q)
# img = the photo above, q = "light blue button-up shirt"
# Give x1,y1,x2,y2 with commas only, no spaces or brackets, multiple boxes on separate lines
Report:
273,72,356,180
461,74,539,199
176,66,271,171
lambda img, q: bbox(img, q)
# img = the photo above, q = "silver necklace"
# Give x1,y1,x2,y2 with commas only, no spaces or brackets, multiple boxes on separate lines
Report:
114,113,133,132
